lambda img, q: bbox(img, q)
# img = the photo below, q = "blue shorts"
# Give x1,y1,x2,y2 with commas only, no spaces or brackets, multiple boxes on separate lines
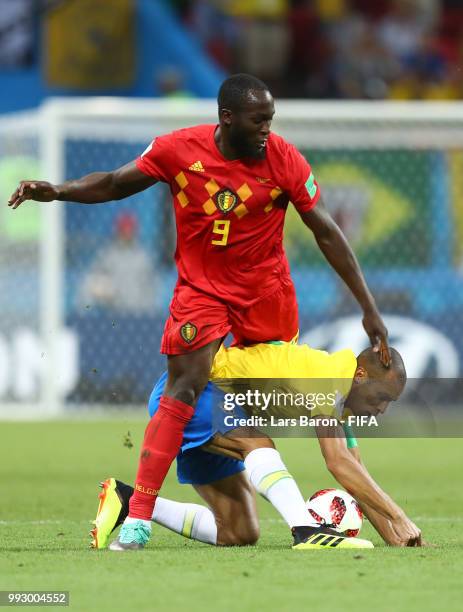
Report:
148,372,245,485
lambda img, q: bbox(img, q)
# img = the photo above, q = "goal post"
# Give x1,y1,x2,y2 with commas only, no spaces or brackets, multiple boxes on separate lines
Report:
1,98,462,419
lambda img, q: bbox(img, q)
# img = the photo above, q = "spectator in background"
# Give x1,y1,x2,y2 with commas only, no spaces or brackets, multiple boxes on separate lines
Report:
228,0,291,87
323,0,398,98
0,0,34,67
188,0,238,70
388,32,450,100
332,27,400,99
415,0,441,28
189,0,291,87
181,0,463,101
322,0,368,53
350,0,390,20
377,0,433,70
286,1,329,97
78,213,158,315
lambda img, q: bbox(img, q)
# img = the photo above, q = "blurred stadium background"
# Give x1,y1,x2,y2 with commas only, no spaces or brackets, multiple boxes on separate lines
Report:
1,0,463,417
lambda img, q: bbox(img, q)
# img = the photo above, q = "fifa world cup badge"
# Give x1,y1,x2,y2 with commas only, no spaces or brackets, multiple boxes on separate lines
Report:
180,322,198,343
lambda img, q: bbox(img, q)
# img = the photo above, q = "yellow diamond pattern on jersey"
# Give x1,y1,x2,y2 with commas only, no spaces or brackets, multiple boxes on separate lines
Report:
233,203,249,218
175,171,189,208
237,182,252,202
205,178,220,197
203,199,216,215
176,174,281,217
201,180,255,218
177,191,189,208
264,186,283,213
175,172,188,189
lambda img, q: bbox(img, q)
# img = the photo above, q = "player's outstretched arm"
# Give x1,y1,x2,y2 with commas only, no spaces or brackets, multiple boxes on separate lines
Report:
316,425,421,546
347,446,422,546
300,197,390,367
8,162,157,209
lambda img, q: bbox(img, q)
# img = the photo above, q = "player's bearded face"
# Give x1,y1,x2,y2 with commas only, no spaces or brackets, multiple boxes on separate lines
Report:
229,96,275,160
228,121,267,159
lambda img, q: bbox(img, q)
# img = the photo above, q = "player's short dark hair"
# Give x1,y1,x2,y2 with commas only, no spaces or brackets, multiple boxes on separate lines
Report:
217,74,270,112
358,347,407,384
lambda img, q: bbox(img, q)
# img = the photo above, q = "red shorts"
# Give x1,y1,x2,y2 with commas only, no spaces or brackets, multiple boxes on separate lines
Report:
161,276,299,355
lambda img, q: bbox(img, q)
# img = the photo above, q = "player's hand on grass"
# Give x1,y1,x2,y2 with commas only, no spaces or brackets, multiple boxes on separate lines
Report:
391,515,422,547
362,306,391,368
8,181,59,209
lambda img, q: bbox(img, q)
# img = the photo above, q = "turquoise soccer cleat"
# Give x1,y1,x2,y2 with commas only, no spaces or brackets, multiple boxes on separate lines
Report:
109,520,152,551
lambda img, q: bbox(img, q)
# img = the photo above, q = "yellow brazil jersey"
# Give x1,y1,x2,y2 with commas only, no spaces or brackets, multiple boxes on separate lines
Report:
210,342,357,419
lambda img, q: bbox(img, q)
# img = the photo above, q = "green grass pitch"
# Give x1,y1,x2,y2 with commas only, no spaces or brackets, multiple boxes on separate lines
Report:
1,419,462,611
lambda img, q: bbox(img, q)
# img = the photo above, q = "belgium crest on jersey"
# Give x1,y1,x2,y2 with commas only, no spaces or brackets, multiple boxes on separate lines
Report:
180,322,198,344
215,188,238,213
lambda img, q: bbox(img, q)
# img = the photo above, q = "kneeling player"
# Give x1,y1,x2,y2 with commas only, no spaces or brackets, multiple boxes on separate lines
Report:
91,343,421,550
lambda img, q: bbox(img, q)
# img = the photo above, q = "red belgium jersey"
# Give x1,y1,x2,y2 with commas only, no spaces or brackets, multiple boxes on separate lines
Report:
136,124,320,308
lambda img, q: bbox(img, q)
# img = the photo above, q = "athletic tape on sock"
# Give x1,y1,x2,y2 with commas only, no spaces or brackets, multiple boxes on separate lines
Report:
257,470,293,496
181,509,196,539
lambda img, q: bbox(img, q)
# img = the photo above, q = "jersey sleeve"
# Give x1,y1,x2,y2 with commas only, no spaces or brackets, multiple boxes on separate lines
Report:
135,133,176,183
280,142,321,213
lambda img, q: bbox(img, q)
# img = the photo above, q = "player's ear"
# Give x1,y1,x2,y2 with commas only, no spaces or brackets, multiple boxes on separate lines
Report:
353,366,369,385
220,108,232,126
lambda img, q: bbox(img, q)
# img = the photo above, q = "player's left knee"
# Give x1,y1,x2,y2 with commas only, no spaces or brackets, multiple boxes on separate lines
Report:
216,514,260,546
239,521,260,546
217,527,259,547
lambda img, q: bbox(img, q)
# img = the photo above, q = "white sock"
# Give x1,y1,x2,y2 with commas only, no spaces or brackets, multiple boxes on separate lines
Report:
244,448,318,528
151,497,217,545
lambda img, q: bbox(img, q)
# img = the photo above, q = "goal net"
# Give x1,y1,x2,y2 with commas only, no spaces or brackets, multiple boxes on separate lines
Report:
1,99,462,418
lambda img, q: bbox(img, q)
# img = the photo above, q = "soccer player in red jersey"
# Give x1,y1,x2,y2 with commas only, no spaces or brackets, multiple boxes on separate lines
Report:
8,74,390,550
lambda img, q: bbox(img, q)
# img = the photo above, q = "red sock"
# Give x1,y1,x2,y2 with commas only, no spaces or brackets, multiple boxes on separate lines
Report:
128,395,194,520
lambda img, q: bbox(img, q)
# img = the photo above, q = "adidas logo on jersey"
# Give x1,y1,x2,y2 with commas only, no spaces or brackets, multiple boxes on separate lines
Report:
189,161,204,172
